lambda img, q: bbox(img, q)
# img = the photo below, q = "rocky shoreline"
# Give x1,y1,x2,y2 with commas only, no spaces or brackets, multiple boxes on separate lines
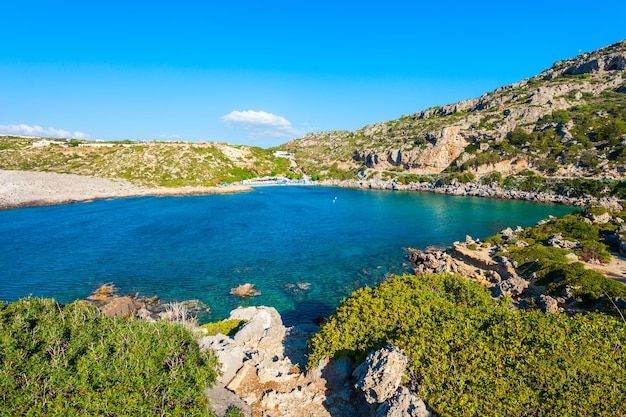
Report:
0,170,251,210
319,178,624,209
2,169,622,211
87,282,432,417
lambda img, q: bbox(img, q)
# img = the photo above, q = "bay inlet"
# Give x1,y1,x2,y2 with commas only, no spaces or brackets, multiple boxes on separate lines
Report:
0,186,573,324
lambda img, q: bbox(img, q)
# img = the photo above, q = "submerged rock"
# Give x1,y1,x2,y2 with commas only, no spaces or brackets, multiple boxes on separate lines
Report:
230,283,262,298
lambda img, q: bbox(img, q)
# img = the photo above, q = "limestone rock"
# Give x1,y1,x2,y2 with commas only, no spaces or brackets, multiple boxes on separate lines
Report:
539,294,560,314
231,307,286,351
584,211,613,225
353,345,409,405
547,233,579,250
99,296,142,318
198,334,246,385
204,382,252,417
376,387,434,417
492,276,529,298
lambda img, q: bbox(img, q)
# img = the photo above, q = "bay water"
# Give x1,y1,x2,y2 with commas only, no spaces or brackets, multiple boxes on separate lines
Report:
0,187,573,324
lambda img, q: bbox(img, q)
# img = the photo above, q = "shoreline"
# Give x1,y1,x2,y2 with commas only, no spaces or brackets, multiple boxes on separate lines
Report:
318,178,624,209
0,170,252,210
1,169,622,211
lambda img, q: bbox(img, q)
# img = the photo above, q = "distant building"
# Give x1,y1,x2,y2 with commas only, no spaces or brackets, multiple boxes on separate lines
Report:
273,151,294,158
32,140,67,147
77,143,115,148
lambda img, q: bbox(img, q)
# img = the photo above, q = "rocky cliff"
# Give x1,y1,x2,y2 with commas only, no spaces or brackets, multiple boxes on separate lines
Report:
284,41,626,181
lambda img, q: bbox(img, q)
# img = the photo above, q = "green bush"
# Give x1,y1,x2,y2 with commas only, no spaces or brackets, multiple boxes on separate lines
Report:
200,319,247,336
480,171,502,185
543,262,626,304
0,298,220,416
308,274,626,416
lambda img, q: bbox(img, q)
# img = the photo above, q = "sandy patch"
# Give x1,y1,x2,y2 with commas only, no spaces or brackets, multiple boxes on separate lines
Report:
0,170,251,209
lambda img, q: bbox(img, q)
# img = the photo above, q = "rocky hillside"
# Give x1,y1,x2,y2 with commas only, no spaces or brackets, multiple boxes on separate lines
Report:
0,137,297,186
284,40,626,182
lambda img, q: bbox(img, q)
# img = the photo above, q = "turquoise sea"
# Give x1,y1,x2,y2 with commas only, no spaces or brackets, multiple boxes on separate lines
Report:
0,187,573,325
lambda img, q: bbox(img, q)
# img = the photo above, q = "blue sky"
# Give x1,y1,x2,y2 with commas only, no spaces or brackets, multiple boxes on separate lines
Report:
1,1,625,148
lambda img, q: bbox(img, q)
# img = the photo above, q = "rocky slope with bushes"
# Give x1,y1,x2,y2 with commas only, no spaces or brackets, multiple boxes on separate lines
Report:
284,41,626,188
0,137,298,187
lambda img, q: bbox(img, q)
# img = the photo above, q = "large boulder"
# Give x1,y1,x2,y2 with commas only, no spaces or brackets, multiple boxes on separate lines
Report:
353,345,409,405
198,334,246,385
547,233,579,250
99,296,143,318
230,306,286,351
376,387,433,417
539,294,560,314
492,275,529,298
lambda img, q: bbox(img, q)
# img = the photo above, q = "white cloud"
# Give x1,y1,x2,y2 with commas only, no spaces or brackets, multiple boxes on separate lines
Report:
0,123,90,140
221,110,305,138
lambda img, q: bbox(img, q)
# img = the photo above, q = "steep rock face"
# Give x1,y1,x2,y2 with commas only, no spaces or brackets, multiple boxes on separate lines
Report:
355,127,473,172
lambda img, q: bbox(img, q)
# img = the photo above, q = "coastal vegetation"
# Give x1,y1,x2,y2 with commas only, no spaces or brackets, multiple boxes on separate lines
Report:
200,319,247,336
307,273,626,416
0,136,298,187
486,208,626,310
1,41,626,416
0,298,220,416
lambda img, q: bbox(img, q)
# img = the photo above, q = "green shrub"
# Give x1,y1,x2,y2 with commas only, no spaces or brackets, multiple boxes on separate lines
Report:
483,233,504,246
200,319,247,336
225,406,246,417
0,298,220,416
480,171,502,185
308,274,626,416
543,262,626,304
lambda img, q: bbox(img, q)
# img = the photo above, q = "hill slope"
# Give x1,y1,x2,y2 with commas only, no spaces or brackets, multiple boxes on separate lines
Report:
284,41,626,182
0,138,298,186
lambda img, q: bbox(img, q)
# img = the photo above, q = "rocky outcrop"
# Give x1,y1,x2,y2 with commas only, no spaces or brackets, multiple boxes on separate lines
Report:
201,307,357,417
539,294,560,314
407,240,523,294
230,283,261,298
353,345,409,405
354,127,473,173
377,387,434,417
492,275,529,298
353,345,434,417
84,283,209,321
200,308,438,417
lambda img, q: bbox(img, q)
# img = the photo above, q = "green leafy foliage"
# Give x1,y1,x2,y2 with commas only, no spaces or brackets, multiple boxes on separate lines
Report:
200,319,247,336
308,274,626,416
0,298,220,416
542,262,626,304
497,211,626,308
479,171,502,185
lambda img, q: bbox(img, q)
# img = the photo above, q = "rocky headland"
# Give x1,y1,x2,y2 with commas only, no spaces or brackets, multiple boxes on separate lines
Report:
200,307,433,417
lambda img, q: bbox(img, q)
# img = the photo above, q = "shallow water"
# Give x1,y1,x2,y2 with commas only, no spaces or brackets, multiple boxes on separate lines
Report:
0,187,573,324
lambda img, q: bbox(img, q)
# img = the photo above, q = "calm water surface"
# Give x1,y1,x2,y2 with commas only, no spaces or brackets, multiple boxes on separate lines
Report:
0,187,573,324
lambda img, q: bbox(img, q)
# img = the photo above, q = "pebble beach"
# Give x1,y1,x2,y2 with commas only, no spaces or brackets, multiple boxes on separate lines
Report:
0,170,251,209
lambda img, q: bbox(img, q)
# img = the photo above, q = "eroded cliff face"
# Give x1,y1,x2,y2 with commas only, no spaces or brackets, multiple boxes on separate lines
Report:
285,40,626,179
354,126,472,173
